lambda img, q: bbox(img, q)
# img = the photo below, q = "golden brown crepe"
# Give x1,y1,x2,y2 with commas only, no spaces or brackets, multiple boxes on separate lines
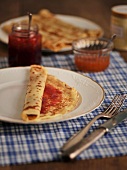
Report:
21,65,79,122
21,65,47,122
40,74,79,120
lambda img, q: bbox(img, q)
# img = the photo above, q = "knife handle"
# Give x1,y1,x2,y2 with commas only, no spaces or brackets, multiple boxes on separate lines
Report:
62,127,106,160
61,114,103,152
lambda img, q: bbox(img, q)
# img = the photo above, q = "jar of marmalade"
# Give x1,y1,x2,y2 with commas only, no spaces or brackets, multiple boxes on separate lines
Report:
72,38,113,72
8,23,42,67
111,5,127,50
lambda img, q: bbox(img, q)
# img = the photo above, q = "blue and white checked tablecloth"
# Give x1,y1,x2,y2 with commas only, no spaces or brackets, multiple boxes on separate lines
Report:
0,51,127,166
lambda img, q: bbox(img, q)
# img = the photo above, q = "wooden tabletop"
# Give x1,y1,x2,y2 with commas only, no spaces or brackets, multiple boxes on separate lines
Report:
0,0,127,170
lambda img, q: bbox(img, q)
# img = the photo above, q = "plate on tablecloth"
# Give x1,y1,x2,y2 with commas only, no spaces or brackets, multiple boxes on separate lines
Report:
0,67,104,124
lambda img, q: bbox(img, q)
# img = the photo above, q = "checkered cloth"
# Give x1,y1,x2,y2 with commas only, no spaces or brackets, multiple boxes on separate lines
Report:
0,51,127,166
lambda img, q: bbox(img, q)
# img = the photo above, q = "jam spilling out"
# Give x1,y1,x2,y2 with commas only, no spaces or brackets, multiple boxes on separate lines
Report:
41,84,62,114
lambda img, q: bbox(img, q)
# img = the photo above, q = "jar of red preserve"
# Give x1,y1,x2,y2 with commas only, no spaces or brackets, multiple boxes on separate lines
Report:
72,38,114,72
8,23,42,67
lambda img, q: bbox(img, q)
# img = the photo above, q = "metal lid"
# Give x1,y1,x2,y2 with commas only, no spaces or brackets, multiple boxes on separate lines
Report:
111,5,127,18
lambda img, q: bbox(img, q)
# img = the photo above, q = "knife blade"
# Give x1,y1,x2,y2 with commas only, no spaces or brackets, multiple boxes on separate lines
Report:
62,108,127,160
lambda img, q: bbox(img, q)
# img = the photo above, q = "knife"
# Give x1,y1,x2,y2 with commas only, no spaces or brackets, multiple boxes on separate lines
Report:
61,108,127,160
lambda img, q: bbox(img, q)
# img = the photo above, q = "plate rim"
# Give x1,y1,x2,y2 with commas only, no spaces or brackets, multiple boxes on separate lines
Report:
0,66,105,124
0,14,104,52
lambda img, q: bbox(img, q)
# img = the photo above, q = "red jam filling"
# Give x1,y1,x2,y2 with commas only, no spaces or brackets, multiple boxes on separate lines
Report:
41,84,62,114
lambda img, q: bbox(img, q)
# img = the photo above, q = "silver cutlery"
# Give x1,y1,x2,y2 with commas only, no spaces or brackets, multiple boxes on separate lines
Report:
62,94,126,152
62,108,127,160
104,34,116,48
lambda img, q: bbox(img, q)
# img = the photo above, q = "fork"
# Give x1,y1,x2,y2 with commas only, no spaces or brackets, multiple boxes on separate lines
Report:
61,94,126,152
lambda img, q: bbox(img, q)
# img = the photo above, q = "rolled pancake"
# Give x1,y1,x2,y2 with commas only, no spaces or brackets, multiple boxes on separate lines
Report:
21,65,79,122
21,65,47,122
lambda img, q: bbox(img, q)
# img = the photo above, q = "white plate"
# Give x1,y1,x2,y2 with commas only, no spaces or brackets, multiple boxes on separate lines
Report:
0,15,104,52
0,67,104,124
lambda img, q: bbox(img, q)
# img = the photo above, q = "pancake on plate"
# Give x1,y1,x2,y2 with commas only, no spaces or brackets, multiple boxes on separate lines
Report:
21,65,79,122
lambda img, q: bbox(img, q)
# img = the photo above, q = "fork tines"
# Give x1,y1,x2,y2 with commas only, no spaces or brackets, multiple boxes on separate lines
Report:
105,94,126,115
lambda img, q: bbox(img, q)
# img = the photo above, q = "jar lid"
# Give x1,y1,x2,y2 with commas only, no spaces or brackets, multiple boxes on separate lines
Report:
111,5,127,18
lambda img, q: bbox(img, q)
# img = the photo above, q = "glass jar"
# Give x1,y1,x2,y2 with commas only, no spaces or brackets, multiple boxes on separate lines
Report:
8,23,42,67
72,38,113,72
111,5,127,50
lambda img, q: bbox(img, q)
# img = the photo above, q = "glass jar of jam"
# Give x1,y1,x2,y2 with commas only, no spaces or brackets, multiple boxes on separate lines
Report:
8,23,42,67
72,38,114,72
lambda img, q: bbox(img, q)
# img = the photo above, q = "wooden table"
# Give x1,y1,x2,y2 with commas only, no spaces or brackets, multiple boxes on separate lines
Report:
0,0,127,170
